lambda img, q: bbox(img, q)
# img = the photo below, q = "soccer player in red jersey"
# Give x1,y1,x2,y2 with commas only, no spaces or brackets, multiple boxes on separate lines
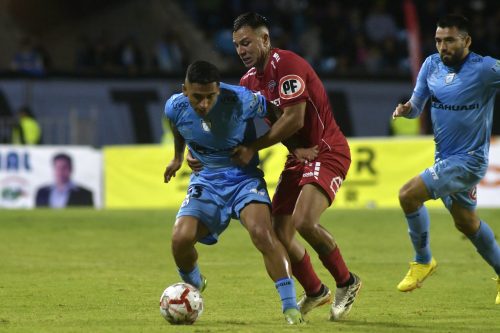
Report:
231,12,362,321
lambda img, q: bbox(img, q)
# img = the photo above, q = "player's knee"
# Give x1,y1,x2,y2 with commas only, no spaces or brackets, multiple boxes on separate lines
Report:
171,226,196,251
453,220,471,235
273,227,289,247
453,218,477,236
294,218,315,236
248,224,274,250
399,186,417,209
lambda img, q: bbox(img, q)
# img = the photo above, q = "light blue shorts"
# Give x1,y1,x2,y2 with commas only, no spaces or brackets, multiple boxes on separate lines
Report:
420,154,487,210
176,167,271,245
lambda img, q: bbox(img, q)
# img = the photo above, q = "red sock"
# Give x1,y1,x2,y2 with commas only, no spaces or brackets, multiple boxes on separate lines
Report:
319,247,350,286
291,251,322,296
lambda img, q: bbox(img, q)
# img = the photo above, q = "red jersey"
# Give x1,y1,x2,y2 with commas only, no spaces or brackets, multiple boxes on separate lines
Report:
240,48,348,150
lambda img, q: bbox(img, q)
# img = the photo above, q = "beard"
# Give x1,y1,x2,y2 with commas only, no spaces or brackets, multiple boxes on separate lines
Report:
440,49,465,67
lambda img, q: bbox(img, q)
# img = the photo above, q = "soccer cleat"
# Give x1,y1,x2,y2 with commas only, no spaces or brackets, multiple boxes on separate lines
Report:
283,308,304,325
397,257,437,292
198,275,207,292
330,273,362,321
494,276,500,305
297,284,332,315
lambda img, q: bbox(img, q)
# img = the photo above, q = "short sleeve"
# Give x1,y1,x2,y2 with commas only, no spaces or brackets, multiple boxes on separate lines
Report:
164,96,174,121
482,56,500,88
242,89,267,120
412,56,431,100
276,53,310,107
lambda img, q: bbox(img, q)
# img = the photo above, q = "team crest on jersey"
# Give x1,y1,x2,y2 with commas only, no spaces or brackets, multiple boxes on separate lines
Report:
201,119,211,132
445,73,456,84
279,75,305,100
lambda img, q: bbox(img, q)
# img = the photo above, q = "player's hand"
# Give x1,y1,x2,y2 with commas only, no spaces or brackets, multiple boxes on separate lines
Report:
164,159,182,183
186,150,203,172
231,145,255,166
392,101,412,119
293,145,318,163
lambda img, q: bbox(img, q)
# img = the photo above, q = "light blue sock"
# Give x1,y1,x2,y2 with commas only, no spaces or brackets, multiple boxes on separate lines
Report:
406,205,432,263
275,277,298,312
178,265,202,289
467,221,500,275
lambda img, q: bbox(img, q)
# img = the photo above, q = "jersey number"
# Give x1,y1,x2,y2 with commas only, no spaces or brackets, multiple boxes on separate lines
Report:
181,185,203,207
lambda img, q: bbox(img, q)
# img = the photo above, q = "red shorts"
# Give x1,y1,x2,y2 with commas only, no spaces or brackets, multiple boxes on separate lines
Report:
272,145,351,215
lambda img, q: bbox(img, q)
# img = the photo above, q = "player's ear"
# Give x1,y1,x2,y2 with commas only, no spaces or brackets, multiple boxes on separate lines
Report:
464,35,472,49
182,84,187,96
263,32,270,48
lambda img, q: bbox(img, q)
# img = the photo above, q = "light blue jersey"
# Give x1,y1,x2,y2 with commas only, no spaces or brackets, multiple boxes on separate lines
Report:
165,82,267,170
407,53,500,207
165,82,271,244
409,52,500,162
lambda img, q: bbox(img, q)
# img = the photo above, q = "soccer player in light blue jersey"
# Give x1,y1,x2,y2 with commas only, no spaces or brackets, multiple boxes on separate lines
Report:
392,14,500,304
163,60,303,324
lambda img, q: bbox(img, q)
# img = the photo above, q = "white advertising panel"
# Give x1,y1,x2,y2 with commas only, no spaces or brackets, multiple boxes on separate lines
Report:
478,138,500,207
0,145,102,209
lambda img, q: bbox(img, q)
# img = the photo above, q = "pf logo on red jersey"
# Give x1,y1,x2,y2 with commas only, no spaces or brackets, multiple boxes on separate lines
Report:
279,75,305,100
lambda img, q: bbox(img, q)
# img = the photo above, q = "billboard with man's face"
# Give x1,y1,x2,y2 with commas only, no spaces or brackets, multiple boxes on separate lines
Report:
0,145,102,208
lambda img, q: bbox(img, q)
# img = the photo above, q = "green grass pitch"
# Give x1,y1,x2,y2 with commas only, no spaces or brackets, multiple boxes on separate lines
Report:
1,208,499,333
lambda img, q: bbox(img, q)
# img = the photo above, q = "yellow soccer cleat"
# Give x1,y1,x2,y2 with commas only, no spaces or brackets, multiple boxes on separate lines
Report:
397,258,437,292
198,275,207,292
494,276,500,305
283,308,305,325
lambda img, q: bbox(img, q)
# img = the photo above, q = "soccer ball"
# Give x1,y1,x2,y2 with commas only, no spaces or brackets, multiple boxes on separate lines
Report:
159,282,204,325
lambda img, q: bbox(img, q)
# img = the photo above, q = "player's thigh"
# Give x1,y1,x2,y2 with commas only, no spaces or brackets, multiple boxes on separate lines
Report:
172,216,209,246
399,175,431,202
273,214,295,243
272,164,302,216
293,184,330,224
240,202,273,231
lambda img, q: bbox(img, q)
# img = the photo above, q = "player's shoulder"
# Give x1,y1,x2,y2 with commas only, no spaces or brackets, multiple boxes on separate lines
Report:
272,48,308,67
220,81,253,96
219,82,246,102
422,53,444,75
165,93,189,118
220,82,244,93
241,67,257,82
219,82,258,106
426,53,441,66
273,48,302,60
469,52,499,68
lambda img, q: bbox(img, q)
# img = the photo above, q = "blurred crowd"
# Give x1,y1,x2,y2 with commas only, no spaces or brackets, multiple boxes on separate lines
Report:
184,0,500,75
6,0,500,77
8,31,185,77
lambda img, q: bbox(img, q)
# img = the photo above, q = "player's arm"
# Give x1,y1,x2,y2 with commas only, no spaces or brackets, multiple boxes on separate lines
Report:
392,95,427,119
265,100,318,161
232,101,306,166
186,149,203,172
393,56,431,120
392,101,412,119
265,100,300,149
164,120,186,183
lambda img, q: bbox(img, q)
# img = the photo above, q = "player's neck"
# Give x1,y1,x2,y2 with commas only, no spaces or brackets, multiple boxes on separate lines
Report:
255,49,272,74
